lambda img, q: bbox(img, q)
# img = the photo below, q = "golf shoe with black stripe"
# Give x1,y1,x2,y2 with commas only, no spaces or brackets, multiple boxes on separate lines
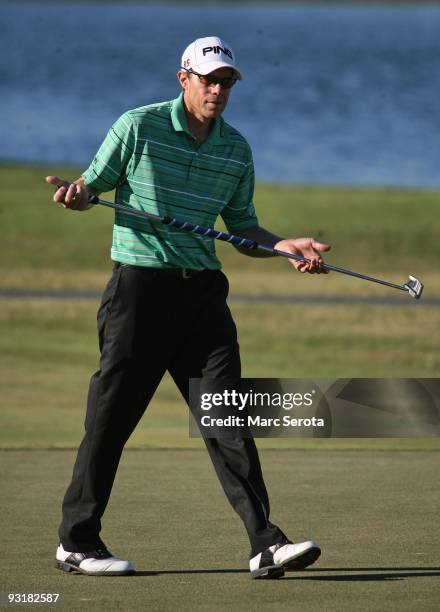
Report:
54,543,135,576
250,540,321,579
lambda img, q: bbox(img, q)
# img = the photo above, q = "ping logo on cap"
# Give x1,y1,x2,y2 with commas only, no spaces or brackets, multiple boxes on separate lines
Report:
202,45,233,60
181,37,242,80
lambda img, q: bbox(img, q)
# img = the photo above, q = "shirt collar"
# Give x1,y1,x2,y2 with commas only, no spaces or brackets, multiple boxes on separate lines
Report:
171,92,229,145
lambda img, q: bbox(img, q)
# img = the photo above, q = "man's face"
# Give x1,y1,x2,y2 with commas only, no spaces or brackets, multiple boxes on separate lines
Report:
178,67,235,122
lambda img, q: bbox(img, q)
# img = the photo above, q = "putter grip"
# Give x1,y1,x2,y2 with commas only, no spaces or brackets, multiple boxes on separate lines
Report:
164,216,258,249
88,195,258,250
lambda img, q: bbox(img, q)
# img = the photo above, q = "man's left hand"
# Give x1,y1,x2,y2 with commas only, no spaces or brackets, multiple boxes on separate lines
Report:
274,237,331,273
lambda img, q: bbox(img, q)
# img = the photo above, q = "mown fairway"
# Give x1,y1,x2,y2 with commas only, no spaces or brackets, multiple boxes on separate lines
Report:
1,449,439,612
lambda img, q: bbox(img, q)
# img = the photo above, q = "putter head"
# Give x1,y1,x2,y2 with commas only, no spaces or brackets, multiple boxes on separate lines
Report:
404,275,423,300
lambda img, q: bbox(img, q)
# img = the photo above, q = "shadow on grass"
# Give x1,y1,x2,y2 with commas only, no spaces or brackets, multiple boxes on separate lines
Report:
132,566,440,581
282,571,440,582
133,569,248,576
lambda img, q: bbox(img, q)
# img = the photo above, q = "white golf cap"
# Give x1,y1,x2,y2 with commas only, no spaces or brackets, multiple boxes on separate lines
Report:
181,36,242,80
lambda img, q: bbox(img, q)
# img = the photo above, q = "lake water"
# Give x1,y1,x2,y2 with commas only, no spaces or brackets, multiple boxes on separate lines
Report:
1,3,439,188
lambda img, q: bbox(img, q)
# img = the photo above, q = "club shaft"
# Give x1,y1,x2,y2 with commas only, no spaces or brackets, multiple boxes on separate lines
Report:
270,247,407,292
90,196,408,292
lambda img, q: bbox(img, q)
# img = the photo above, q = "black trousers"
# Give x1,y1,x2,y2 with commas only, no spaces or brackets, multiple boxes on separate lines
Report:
59,264,286,558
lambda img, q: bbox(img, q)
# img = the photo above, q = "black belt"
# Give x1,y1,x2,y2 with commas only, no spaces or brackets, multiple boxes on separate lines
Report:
114,262,207,279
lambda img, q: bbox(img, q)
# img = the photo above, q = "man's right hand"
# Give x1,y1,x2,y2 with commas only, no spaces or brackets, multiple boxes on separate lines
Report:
45,175,92,211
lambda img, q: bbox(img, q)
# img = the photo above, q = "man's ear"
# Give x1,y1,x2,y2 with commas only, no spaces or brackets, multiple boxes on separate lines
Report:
177,70,188,90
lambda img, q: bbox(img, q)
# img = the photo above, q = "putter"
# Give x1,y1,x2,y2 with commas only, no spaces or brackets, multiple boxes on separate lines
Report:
87,195,423,300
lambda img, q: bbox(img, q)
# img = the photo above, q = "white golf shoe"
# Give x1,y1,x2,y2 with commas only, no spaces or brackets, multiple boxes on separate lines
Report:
250,540,321,579
54,543,135,576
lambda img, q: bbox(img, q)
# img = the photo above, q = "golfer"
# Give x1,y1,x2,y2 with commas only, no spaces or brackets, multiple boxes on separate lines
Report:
46,36,329,579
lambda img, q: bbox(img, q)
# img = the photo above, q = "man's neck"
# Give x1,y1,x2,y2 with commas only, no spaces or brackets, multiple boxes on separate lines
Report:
187,114,213,145
183,102,214,145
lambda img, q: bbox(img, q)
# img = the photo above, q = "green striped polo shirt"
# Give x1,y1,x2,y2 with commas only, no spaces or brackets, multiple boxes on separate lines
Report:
82,92,259,269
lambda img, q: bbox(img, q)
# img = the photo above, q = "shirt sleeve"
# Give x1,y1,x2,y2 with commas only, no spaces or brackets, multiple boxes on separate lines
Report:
82,111,135,194
220,154,259,232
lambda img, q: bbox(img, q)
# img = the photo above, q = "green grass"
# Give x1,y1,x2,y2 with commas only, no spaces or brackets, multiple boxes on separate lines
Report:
1,164,440,611
1,163,439,272
1,449,439,611
1,299,439,450
1,159,439,295
1,163,439,294
0,163,439,450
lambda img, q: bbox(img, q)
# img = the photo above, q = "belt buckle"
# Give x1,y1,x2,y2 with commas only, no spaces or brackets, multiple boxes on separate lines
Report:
182,268,191,279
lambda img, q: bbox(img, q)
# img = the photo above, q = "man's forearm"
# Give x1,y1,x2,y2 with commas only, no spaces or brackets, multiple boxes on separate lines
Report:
232,225,283,257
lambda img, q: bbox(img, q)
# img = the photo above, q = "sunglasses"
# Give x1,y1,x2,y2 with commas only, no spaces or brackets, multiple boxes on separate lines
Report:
182,68,238,90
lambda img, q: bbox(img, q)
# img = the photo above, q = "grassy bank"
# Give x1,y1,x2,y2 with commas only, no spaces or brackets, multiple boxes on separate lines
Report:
1,163,439,293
